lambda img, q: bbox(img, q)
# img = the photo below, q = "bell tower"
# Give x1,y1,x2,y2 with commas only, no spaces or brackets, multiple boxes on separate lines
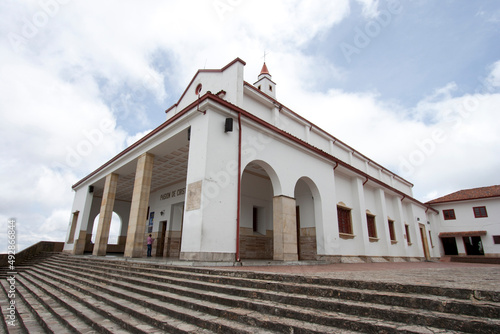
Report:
254,62,276,98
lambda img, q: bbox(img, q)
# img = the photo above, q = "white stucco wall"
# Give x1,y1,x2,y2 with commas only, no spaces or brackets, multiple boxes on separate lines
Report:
147,181,187,233
241,171,273,234
432,197,500,256
64,187,93,251
182,109,240,256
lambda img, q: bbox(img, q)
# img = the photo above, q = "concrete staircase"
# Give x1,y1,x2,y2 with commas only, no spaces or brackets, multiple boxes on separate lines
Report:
1,253,499,333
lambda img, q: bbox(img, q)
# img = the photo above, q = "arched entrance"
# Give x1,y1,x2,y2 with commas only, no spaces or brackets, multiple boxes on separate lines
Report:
90,212,123,253
239,161,276,259
294,177,319,260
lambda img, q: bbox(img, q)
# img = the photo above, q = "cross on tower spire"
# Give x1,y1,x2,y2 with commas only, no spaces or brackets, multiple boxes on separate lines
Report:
263,50,269,63
259,51,271,76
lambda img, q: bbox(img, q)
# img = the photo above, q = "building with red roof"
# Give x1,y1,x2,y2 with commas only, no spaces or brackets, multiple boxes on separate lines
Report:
64,58,442,263
427,185,500,258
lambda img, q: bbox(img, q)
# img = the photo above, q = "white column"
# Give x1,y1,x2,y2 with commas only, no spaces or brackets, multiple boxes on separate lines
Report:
352,177,368,255
315,167,339,256
375,188,390,254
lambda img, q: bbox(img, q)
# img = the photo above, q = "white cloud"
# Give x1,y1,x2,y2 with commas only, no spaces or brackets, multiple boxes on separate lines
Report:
0,0,353,252
356,0,380,18
0,1,498,253
277,61,500,201
40,209,71,234
126,129,153,147
487,60,500,88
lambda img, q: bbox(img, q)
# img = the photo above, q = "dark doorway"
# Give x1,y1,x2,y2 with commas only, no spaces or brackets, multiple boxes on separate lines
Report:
441,237,458,255
156,220,167,257
253,207,259,233
463,236,484,256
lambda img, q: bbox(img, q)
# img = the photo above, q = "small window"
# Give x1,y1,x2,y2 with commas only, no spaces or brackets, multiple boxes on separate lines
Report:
405,224,411,244
473,206,488,218
443,209,456,220
337,206,353,235
269,85,273,91
493,236,500,244
366,214,377,239
258,85,261,90
388,220,396,242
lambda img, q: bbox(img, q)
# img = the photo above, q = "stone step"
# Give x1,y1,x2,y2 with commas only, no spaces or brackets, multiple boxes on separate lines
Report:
12,253,500,333
21,270,213,334
47,256,500,320
14,278,82,333
34,262,375,334
0,252,60,279
28,266,271,334
39,259,483,333
17,272,133,334
0,278,35,333
35,262,382,333
53,254,500,303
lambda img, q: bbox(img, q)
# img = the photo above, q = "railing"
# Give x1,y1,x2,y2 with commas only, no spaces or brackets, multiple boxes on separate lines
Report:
0,241,64,267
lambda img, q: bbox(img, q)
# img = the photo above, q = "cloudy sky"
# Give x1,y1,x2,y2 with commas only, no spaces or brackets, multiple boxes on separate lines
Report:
1,0,499,252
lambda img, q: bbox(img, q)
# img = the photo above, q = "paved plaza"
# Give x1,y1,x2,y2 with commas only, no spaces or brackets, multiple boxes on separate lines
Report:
221,261,500,292
90,254,500,292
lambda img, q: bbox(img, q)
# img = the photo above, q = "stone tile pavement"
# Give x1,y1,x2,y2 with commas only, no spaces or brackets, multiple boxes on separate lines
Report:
217,261,500,292
88,254,500,292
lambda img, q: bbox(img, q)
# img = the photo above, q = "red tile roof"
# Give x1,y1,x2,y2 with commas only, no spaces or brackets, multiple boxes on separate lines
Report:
427,185,500,204
260,62,270,75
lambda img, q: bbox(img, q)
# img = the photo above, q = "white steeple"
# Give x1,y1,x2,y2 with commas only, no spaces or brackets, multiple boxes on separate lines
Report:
253,62,276,98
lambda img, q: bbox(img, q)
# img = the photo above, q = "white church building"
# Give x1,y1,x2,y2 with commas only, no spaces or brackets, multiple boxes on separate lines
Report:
64,58,439,263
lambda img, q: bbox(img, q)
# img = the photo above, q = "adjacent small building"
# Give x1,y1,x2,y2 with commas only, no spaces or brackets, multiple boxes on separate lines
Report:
427,185,500,258
64,58,440,263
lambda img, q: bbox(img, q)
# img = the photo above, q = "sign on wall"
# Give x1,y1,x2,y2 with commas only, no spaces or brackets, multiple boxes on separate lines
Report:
148,212,154,233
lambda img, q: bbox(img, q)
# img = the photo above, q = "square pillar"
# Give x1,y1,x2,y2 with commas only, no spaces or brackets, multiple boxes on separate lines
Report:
273,195,298,261
72,230,87,255
124,153,155,258
93,173,119,256
375,188,390,254
352,177,368,254
66,186,94,255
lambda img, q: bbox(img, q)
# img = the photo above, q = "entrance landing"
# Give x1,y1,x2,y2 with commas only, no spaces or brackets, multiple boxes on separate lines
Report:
78,254,500,292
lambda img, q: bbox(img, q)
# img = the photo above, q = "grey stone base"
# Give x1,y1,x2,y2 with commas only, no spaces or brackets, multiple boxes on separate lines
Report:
317,255,426,264
180,251,235,262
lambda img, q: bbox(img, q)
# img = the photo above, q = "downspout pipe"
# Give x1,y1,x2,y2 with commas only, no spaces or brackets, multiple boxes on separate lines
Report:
236,112,242,262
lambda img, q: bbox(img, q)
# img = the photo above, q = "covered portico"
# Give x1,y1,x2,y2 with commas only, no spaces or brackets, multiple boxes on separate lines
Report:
69,127,190,258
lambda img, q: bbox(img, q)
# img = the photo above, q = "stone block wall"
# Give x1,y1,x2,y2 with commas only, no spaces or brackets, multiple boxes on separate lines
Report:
164,230,182,258
239,227,273,259
299,227,317,260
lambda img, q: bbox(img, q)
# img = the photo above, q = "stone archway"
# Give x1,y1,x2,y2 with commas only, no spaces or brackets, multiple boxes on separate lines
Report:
294,177,319,260
239,161,276,259
91,212,124,253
